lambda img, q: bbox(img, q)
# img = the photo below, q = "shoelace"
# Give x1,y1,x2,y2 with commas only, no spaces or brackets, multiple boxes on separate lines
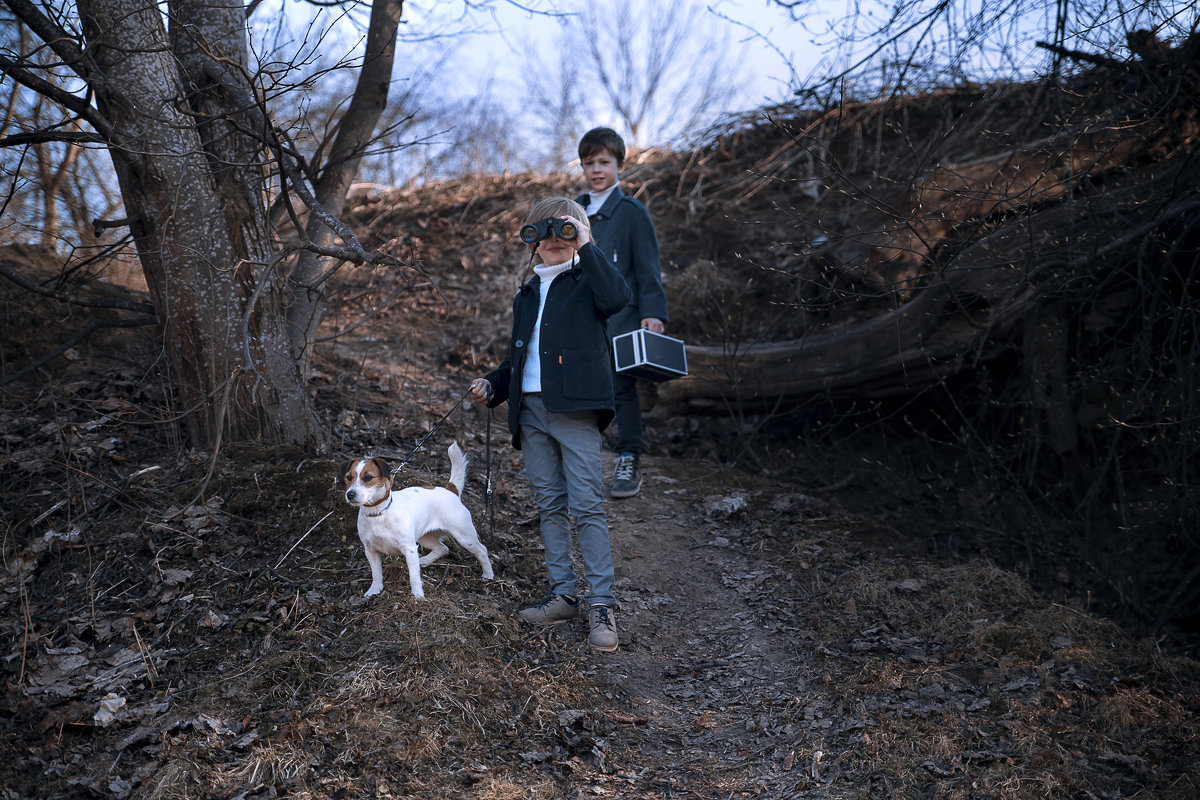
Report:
614,456,636,481
538,593,575,608
591,606,615,630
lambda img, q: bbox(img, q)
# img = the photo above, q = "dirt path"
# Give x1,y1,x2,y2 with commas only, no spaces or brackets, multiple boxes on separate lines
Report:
330,334,827,793
527,454,822,797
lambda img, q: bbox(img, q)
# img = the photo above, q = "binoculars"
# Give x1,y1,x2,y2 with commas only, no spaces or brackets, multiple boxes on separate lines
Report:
520,217,578,244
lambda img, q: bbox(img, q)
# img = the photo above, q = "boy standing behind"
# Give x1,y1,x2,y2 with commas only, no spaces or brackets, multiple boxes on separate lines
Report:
576,126,670,499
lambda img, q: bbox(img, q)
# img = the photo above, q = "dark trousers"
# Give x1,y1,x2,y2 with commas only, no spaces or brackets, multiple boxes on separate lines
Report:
612,371,643,456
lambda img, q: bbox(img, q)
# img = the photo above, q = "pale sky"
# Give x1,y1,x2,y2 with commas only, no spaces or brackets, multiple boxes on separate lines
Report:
397,0,822,139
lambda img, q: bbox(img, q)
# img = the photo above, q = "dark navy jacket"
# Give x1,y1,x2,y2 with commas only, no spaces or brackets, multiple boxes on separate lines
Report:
484,242,632,449
576,186,669,337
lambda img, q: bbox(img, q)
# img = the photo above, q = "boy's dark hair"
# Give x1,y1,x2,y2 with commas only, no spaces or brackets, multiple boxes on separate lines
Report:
578,127,626,165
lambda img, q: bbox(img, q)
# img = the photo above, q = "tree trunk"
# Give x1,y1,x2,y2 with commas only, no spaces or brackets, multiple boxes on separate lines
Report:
77,0,325,448
287,0,405,356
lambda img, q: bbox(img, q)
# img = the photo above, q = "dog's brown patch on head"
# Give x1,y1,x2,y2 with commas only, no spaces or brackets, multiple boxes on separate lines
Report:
340,458,394,490
364,458,393,489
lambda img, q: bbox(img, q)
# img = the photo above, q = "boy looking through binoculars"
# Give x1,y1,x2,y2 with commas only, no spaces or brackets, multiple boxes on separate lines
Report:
470,196,631,652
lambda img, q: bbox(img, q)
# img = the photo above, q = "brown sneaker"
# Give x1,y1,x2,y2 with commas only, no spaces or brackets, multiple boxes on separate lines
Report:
518,593,580,624
587,605,619,652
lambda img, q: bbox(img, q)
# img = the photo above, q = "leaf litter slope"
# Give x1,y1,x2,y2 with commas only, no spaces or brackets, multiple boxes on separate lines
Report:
3,108,1200,800
4,398,1197,798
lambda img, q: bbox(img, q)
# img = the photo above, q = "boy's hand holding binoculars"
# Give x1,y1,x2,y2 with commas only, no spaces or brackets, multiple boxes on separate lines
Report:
561,215,590,248
520,215,590,250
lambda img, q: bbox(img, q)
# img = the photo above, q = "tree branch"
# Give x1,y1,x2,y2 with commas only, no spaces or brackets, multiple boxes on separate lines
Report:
0,129,108,148
1035,41,1126,69
0,53,112,138
3,0,91,75
200,64,369,263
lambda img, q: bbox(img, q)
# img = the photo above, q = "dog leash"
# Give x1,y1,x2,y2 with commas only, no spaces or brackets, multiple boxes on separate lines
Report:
389,385,497,537
389,387,472,478
483,386,495,535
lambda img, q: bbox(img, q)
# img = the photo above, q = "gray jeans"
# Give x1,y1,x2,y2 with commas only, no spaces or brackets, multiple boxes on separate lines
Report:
518,394,615,607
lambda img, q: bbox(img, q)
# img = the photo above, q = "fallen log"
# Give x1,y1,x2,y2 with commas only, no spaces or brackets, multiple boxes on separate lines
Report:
823,122,1155,293
656,161,1199,414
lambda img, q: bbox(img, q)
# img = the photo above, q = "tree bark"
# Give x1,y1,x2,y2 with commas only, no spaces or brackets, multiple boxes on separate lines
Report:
76,0,324,448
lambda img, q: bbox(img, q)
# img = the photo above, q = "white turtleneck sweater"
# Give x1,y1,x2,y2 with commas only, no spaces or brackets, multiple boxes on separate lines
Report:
521,256,575,393
588,183,617,214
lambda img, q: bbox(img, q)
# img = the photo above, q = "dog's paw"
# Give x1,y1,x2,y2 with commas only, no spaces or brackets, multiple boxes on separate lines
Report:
364,586,383,598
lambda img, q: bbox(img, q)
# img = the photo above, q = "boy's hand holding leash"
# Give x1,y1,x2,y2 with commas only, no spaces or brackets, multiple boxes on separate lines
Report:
469,378,492,405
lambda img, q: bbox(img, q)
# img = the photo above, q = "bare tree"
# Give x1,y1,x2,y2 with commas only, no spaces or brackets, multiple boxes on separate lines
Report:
1,0,408,450
1,29,122,250
513,0,747,163
572,0,745,143
18,27,83,248
515,44,587,170
280,0,406,360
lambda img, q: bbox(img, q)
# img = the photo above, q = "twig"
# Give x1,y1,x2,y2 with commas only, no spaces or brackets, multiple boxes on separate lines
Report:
0,260,154,312
131,621,158,685
1035,41,1125,69
275,510,335,570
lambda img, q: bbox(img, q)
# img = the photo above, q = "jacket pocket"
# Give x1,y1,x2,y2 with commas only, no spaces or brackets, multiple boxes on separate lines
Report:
560,349,610,400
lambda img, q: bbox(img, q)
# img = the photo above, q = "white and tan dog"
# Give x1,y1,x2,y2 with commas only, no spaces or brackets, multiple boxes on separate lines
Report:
339,442,494,598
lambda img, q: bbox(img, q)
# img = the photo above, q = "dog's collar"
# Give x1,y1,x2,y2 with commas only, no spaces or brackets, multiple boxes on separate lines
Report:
364,496,393,517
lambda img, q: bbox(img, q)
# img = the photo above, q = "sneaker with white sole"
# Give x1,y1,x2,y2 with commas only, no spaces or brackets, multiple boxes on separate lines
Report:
610,453,642,498
518,593,580,624
587,605,619,652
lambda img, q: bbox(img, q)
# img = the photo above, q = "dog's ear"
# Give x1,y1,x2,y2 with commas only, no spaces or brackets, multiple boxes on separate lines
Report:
371,457,391,478
337,460,354,482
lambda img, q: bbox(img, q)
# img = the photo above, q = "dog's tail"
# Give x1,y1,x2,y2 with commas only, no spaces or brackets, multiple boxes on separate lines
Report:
446,441,469,496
